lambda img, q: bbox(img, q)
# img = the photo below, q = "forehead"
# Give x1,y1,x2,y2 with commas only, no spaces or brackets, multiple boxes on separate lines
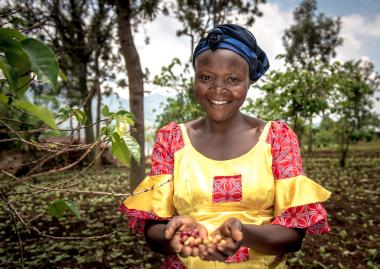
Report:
194,49,249,72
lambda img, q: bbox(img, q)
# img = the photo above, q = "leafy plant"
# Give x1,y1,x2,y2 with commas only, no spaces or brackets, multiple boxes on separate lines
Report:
0,27,59,127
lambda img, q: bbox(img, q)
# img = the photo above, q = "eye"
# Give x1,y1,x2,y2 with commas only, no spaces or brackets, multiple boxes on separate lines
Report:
227,76,239,84
199,74,211,81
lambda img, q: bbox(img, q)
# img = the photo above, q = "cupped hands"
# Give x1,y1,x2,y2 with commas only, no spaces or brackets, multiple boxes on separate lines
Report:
164,216,244,262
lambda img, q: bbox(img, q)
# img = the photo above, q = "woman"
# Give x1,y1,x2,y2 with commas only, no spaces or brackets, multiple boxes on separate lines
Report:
121,24,331,268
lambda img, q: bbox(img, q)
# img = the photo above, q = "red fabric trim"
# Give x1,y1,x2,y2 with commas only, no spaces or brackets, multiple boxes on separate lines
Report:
271,203,331,235
161,255,187,269
268,121,330,235
119,204,171,234
225,246,249,263
212,175,243,203
150,122,184,176
267,121,305,180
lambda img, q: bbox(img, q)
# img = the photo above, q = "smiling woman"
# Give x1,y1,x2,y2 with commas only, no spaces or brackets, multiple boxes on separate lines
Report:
120,24,331,269
194,49,251,124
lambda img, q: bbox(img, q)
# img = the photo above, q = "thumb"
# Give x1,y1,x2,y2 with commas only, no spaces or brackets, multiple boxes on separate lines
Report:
198,224,209,240
164,218,183,239
230,220,244,242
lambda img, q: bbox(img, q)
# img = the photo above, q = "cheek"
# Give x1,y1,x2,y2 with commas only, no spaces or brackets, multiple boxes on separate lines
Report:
233,86,249,99
194,83,207,99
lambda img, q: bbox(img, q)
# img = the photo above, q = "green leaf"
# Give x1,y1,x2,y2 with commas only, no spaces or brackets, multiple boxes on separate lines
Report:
123,134,141,164
73,109,87,125
0,93,9,106
0,28,26,49
20,38,59,90
47,199,80,219
58,69,67,81
101,126,108,136
115,114,128,137
0,55,18,90
13,99,57,129
115,110,135,125
101,105,110,116
62,199,81,218
9,17,27,27
111,132,130,166
0,28,31,96
47,200,65,218
57,105,73,121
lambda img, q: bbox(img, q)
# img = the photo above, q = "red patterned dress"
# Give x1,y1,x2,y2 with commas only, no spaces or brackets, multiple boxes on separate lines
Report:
121,121,331,268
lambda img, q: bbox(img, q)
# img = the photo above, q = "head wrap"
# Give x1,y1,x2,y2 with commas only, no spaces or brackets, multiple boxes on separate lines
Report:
192,24,269,81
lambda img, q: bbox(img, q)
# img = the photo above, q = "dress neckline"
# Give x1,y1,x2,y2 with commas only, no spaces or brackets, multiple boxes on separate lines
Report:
178,121,272,163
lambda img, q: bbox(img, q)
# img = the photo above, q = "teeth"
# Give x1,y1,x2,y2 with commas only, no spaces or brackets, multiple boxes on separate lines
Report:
210,100,229,105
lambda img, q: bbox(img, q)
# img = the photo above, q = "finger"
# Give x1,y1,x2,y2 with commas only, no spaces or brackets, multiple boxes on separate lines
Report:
216,239,226,251
171,241,183,253
212,234,222,244
206,249,228,262
221,240,239,257
219,222,232,238
197,224,209,240
230,220,244,242
165,218,185,239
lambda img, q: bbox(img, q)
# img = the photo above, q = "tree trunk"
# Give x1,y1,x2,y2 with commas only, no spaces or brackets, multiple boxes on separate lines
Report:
307,117,313,155
339,144,348,168
79,61,94,146
116,0,146,189
292,114,302,147
94,49,102,168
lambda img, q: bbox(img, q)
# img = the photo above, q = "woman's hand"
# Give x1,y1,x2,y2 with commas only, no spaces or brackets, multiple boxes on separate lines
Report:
201,217,244,261
164,215,208,257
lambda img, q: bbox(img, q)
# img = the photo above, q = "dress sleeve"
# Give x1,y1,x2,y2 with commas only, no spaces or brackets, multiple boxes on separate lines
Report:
268,121,331,234
119,122,184,234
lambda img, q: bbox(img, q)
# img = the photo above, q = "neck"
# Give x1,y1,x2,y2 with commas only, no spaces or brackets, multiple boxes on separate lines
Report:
203,112,246,135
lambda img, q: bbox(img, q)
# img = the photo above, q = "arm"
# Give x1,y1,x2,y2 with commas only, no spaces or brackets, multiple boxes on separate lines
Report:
144,219,173,255
240,223,305,255
204,218,304,261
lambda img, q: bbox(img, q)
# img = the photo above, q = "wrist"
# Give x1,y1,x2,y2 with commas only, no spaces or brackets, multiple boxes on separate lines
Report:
240,223,247,247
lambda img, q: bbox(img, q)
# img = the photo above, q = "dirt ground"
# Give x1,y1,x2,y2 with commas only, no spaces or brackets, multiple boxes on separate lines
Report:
1,146,379,268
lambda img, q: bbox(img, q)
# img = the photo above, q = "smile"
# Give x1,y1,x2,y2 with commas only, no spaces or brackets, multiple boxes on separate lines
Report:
209,100,229,105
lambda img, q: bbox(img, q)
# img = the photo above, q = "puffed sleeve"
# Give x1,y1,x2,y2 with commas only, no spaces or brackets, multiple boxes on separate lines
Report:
119,122,184,233
268,121,331,234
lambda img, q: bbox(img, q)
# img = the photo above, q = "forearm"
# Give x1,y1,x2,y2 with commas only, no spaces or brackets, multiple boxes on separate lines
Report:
144,220,173,255
241,224,305,255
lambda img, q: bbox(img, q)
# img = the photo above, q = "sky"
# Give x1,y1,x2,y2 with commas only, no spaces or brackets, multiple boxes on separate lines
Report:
115,0,380,112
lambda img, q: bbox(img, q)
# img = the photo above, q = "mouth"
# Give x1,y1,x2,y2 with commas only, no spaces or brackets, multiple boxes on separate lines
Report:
209,99,230,105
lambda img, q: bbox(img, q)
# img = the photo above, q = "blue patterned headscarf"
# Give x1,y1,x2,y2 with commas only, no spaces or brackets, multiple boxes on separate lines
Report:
192,24,269,81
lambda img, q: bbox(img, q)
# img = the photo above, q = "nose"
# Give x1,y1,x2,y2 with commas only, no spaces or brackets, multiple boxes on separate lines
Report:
211,79,227,93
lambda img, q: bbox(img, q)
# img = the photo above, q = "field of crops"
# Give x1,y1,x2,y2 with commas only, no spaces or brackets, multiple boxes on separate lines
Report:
1,143,379,268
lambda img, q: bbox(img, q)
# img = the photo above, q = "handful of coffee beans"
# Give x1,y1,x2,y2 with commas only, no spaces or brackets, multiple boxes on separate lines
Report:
180,228,225,247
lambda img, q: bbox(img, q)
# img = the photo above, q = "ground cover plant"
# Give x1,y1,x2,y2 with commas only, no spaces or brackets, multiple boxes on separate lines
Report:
1,142,379,268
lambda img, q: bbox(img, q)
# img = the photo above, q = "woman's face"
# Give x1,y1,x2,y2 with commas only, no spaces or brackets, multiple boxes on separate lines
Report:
194,49,251,122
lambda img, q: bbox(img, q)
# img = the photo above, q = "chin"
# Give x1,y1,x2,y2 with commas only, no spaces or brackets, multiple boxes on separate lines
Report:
206,113,234,123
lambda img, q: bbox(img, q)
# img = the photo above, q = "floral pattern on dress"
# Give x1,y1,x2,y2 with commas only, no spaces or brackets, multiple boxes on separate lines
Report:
212,175,243,203
268,121,330,234
151,122,184,176
267,121,305,180
119,203,170,234
225,247,249,262
161,255,187,269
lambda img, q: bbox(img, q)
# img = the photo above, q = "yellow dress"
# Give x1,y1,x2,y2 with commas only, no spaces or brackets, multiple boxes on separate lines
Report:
123,121,331,268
